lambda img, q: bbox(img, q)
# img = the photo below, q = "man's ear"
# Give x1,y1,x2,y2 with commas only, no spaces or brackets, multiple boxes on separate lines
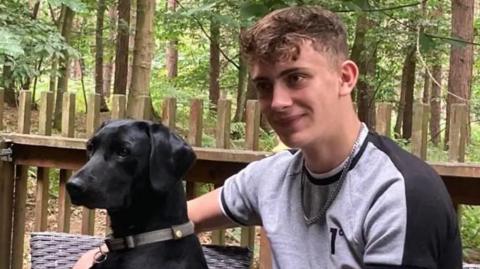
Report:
148,122,196,192
339,60,359,96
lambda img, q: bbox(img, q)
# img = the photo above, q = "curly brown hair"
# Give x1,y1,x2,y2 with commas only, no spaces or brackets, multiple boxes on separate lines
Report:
241,6,348,65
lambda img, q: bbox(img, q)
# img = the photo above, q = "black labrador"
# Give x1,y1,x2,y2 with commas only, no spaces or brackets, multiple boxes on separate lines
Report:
66,119,208,269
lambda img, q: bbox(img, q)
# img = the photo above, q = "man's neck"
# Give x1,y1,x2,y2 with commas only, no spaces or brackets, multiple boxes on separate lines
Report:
303,120,362,174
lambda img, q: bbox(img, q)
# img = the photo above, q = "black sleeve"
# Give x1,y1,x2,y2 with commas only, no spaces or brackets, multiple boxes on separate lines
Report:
364,265,426,269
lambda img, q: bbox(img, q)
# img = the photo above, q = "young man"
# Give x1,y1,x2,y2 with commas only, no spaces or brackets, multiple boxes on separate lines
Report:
76,5,461,269
188,6,462,269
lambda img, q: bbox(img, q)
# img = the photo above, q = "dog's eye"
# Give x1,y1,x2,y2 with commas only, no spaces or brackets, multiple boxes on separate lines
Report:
117,147,130,157
86,142,94,154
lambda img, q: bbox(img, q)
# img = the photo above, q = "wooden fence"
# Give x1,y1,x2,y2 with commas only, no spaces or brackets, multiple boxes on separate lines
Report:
0,90,479,269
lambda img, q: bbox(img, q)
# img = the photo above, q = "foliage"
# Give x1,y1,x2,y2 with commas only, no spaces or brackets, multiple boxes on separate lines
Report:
466,123,480,163
2,0,480,262
47,0,87,13
462,206,480,255
0,2,76,90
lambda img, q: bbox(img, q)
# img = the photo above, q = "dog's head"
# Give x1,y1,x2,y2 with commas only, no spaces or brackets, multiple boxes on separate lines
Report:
66,119,196,210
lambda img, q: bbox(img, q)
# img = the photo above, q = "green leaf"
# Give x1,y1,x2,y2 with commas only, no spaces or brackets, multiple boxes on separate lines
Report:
183,2,217,16
419,32,435,53
47,0,86,13
0,29,24,57
344,0,370,12
445,34,468,48
240,2,269,18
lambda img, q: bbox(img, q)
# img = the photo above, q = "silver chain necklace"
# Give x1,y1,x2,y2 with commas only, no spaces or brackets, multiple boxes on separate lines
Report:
301,124,365,225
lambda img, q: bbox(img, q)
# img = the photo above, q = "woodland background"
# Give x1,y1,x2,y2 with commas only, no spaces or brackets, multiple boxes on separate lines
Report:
1,0,479,263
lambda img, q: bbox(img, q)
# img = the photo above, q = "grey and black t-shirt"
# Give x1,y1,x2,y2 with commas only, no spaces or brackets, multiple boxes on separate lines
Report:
219,127,462,269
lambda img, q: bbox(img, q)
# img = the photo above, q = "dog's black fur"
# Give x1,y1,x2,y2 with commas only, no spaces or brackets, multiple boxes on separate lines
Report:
66,119,208,269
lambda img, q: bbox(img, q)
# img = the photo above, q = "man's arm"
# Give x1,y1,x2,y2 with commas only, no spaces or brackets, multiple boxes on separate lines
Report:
188,187,237,232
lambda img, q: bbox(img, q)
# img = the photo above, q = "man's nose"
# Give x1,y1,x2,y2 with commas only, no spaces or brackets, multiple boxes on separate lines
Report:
270,85,292,111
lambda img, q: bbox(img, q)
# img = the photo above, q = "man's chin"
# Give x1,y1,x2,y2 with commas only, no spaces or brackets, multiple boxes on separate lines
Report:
278,133,306,149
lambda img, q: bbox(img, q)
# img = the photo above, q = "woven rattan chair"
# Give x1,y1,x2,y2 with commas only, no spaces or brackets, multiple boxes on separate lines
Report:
30,232,251,269
30,232,480,269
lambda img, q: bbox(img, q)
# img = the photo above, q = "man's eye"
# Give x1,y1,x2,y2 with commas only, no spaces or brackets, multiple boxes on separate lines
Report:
255,82,272,96
286,74,306,87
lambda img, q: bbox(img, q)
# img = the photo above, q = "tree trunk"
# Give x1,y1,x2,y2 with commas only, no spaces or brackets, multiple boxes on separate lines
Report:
165,0,178,79
102,7,117,100
126,0,136,93
48,56,58,92
350,13,377,129
95,0,109,112
53,6,75,129
445,0,474,149
401,46,416,140
31,1,40,18
208,16,220,111
21,1,42,94
2,63,16,107
48,5,64,97
393,82,406,139
422,69,430,104
126,0,155,118
113,0,130,95
49,59,58,94
234,28,247,122
234,55,248,122
430,63,442,145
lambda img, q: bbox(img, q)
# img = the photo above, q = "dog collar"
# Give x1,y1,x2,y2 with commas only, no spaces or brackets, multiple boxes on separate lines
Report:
105,221,195,251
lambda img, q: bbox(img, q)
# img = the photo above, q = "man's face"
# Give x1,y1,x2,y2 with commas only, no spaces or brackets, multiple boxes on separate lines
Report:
250,43,346,149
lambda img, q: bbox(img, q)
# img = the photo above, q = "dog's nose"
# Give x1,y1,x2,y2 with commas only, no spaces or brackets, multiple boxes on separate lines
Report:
66,177,87,198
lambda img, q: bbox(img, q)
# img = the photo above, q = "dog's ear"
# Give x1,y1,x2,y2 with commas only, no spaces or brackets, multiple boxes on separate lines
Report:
148,122,196,192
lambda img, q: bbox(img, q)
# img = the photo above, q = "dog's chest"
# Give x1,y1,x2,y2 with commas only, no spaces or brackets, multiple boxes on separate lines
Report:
91,240,208,269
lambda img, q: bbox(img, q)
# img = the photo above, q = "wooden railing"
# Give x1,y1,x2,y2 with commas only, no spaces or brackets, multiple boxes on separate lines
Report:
0,90,479,269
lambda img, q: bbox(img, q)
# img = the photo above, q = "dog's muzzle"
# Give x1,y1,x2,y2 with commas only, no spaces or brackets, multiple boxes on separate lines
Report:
66,177,88,203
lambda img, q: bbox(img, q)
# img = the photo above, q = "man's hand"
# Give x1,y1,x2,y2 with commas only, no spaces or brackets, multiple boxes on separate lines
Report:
73,245,108,269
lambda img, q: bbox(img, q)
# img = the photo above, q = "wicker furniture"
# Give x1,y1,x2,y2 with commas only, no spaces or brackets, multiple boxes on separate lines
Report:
29,232,480,269
30,232,251,269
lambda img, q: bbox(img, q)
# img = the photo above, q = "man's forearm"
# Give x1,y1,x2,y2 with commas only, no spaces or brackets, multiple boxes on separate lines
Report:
188,188,236,233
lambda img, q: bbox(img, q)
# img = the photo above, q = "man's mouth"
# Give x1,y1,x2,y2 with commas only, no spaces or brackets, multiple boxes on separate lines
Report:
274,114,303,125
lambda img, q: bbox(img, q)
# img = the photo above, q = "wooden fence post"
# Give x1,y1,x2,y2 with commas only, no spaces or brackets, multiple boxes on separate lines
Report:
58,92,76,233
186,99,203,200
216,99,231,149
448,103,467,162
17,91,31,134
211,99,231,245
162,97,176,128
259,230,273,269
375,103,392,137
82,93,100,235
12,90,31,269
34,91,54,232
255,97,272,269
111,94,126,119
242,100,259,252
411,102,429,160
0,89,4,130
131,95,151,120
0,139,14,269
245,100,260,151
